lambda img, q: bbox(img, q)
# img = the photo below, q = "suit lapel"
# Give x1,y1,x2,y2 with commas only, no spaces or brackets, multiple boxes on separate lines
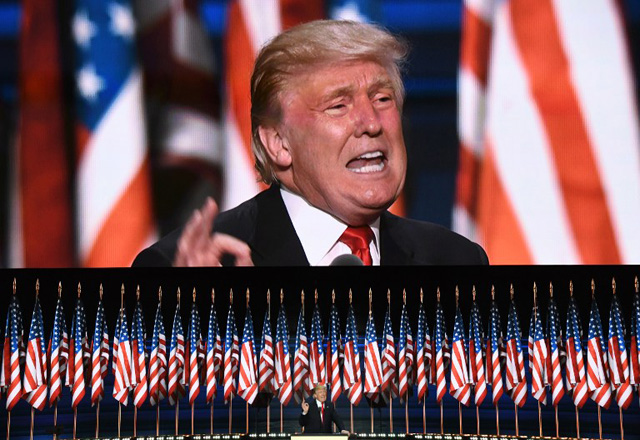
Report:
251,185,310,266
380,211,414,265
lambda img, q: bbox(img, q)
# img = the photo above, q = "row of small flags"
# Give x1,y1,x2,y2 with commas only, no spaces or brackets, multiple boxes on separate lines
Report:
2,278,640,416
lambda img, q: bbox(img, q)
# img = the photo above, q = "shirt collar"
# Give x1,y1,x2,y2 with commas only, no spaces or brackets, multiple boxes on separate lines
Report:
280,186,380,266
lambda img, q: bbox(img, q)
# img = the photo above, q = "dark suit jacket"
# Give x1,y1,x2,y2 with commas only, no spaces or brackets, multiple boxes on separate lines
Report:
133,185,489,266
298,397,345,433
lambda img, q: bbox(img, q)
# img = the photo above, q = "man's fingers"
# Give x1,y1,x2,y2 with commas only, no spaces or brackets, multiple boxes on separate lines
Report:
209,233,254,266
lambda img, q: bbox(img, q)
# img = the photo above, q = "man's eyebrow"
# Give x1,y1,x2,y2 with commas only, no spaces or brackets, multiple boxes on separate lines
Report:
368,77,395,93
321,85,356,102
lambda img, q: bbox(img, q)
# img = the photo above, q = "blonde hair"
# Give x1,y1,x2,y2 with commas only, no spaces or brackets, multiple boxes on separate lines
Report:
250,20,409,184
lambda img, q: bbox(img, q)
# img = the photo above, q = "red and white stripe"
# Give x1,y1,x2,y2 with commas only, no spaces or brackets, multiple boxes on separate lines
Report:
344,340,362,406
187,343,200,405
4,345,23,410
113,337,132,406
149,334,167,406
309,339,325,388
258,334,274,394
23,337,47,410
133,341,148,408
71,341,85,408
549,343,565,406
223,340,238,404
90,337,109,405
381,334,398,399
274,342,292,405
456,0,640,264
531,335,548,405
608,336,632,409
487,341,504,405
416,343,428,402
206,335,222,403
435,346,447,404
293,333,309,403
449,337,471,406
168,333,185,405
238,340,258,404
364,335,383,398
469,338,486,406
587,337,612,408
505,338,527,407
566,338,588,408
48,343,62,405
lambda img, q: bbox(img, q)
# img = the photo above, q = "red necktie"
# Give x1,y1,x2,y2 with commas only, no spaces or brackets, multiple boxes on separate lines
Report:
339,226,374,266
321,403,324,423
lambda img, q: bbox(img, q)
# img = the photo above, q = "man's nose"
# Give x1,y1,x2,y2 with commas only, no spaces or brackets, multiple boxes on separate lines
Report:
354,98,382,137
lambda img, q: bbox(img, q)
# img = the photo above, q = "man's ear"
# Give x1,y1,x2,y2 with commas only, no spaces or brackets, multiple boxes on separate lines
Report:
258,125,292,167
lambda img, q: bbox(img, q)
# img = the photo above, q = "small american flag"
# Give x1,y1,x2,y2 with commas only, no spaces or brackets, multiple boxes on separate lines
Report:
630,291,640,391
415,303,430,403
132,299,148,407
450,306,471,405
586,297,612,408
90,299,109,406
48,297,67,406
71,298,88,408
149,301,167,406
434,301,449,403
113,307,132,406
547,297,565,406
397,303,410,402
608,293,632,409
469,300,487,406
293,308,310,404
223,303,239,404
274,303,292,405
186,301,202,405
505,300,527,407
344,304,362,405
530,305,548,405
309,304,325,387
486,299,504,406
206,302,223,404
258,310,274,396
168,303,185,406
364,313,383,400
23,296,47,410
381,307,398,400
2,294,23,410
327,304,341,403
238,308,258,404
565,297,588,408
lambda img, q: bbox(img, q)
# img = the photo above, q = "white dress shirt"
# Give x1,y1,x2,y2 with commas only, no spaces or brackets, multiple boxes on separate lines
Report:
280,187,380,266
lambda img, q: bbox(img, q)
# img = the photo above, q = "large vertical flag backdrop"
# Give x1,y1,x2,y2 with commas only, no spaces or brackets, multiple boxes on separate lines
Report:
456,0,640,264
222,0,323,209
73,0,155,266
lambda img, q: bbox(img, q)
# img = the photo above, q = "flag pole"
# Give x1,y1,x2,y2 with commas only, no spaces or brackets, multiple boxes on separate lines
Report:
53,403,58,440
514,403,519,436
597,405,602,439
458,401,463,435
619,406,624,440
280,403,284,433
229,397,233,433
176,400,180,435
440,401,443,434
537,401,542,437
96,401,100,438
423,399,426,434
476,405,480,435
555,406,559,437
575,406,581,438
351,403,355,433
30,408,34,440
495,404,499,436
191,402,195,435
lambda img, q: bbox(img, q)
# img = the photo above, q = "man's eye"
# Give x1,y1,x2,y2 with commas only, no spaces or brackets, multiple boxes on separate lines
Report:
329,104,345,110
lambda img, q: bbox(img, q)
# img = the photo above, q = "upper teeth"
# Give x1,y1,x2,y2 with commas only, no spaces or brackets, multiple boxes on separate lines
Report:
357,151,383,159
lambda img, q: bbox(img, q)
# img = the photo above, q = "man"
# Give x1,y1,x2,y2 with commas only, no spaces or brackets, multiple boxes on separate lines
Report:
133,20,488,267
299,384,349,434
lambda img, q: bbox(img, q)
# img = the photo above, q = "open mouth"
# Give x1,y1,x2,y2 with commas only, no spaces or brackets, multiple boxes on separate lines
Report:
346,151,386,173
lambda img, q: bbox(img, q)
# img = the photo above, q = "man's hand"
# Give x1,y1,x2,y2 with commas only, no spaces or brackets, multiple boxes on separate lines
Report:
301,401,309,415
340,430,350,435
173,197,253,267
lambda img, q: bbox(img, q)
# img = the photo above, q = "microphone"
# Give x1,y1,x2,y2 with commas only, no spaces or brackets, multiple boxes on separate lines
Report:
329,254,364,266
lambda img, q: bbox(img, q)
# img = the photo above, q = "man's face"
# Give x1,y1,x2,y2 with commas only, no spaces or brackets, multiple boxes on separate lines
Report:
272,60,407,225
314,387,327,403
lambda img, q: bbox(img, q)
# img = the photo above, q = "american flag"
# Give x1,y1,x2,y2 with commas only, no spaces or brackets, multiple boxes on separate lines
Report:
67,297,90,390
546,297,565,406
397,302,411,402
238,308,258,404
505,300,527,407
206,301,223,404
72,0,155,266
630,291,640,392
113,307,132,405
2,294,23,410
186,301,202,405
130,299,147,407
415,303,430,403
309,304,325,387
587,297,612,408
274,303,292,405
23,296,47,410
90,298,109,406
223,303,239,404
381,307,398,400
168,303,185,406
469,300,487,405
112,311,121,375
293,308,310,404
565,297,588,408
433,301,449,403
530,305,548,405
486,298,504,405
364,313,383,401
455,0,640,265
344,304,362,405
450,306,471,405
608,293,632,409
258,310,274,396
149,300,167,406
327,304,342,403
48,297,68,406
70,298,88,408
